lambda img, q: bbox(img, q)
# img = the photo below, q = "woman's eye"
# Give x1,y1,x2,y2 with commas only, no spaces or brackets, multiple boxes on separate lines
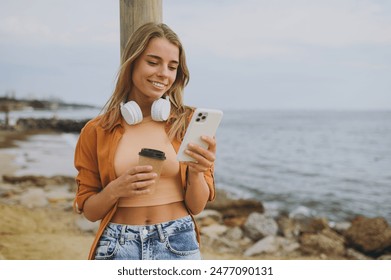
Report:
147,61,158,66
168,66,178,71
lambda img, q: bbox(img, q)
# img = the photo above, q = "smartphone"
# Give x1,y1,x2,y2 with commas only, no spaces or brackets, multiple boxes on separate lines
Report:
177,108,223,162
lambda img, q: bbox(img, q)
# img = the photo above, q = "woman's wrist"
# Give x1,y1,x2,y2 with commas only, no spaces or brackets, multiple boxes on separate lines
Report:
105,181,120,201
187,167,204,180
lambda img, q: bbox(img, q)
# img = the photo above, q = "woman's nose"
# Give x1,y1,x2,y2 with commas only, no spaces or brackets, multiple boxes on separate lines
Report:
157,65,169,77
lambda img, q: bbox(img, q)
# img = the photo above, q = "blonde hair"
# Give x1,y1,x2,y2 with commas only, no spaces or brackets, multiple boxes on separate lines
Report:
100,22,191,141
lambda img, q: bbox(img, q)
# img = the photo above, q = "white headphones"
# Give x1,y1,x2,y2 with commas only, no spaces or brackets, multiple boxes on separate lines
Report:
120,96,171,125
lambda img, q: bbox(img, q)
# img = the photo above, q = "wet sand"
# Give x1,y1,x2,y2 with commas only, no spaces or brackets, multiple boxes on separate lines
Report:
0,130,92,260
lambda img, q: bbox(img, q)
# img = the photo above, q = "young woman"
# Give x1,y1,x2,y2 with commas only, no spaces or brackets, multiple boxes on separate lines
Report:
74,22,216,260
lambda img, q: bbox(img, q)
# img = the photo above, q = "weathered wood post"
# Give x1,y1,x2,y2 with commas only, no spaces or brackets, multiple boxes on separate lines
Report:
1,104,10,128
119,0,162,62
0,99,11,128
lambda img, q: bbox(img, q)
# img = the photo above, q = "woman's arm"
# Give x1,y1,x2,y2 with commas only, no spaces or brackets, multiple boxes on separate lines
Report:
183,136,216,215
82,166,157,221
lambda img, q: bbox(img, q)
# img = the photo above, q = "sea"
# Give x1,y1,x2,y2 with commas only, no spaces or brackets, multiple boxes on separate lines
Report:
3,108,391,224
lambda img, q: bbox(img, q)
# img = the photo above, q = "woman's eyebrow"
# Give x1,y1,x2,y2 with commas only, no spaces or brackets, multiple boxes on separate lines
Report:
146,54,179,64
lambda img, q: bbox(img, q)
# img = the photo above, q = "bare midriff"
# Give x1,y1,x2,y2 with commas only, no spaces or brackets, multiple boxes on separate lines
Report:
111,201,189,225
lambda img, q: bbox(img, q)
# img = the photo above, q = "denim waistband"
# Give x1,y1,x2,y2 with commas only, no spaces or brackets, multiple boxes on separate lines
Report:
103,215,194,241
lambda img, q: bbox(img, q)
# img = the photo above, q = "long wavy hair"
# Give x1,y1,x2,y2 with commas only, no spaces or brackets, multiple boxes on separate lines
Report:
99,22,191,141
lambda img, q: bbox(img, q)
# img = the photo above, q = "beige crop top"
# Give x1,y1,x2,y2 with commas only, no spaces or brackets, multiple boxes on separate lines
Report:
114,116,184,207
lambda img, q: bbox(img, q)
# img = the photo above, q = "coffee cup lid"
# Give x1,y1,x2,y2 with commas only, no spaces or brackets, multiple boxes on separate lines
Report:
139,148,166,160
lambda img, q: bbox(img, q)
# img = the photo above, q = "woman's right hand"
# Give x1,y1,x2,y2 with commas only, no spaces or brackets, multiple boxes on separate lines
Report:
108,165,157,199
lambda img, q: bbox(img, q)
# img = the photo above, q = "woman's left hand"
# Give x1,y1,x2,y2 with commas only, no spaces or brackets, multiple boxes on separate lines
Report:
184,136,216,173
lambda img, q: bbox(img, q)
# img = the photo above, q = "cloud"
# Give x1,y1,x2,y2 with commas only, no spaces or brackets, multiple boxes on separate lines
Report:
165,0,391,59
0,0,119,46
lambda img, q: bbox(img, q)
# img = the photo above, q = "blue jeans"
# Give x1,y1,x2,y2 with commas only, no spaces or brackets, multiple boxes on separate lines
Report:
94,215,201,260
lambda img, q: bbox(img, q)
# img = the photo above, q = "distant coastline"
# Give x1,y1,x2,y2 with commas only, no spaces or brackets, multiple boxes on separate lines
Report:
1,95,100,130
0,95,98,111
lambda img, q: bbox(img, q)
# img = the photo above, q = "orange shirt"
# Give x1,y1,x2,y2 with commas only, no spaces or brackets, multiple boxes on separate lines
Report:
74,109,216,259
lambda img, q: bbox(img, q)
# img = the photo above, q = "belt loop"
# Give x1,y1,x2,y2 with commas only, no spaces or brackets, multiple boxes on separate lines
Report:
156,224,165,242
119,225,126,245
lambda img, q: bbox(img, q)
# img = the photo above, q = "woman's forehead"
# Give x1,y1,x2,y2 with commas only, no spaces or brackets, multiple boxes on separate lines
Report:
143,37,179,62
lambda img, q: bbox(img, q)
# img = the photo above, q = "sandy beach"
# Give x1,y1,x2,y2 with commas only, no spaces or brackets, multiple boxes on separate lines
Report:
0,130,93,259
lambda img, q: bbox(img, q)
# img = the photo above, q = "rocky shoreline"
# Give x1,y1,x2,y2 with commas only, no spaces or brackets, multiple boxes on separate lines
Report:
1,174,390,260
13,118,89,133
202,190,391,260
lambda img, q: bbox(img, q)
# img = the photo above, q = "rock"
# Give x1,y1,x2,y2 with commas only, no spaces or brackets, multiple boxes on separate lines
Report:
331,221,352,234
244,236,300,257
345,216,391,256
196,209,222,220
218,237,242,254
207,189,264,218
377,254,391,260
2,175,75,188
45,186,75,203
289,206,315,220
239,237,253,248
300,228,345,256
0,184,14,198
244,236,279,256
322,227,346,243
201,224,228,238
225,227,243,241
15,118,88,133
3,175,48,187
19,188,48,208
223,216,247,227
297,217,329,234
243,212,278,241
276,214,300,238
279,237,301,253
345,248,372,260
205,236,241,254
197,216,219,227
195,209,223,226
75,216,99,233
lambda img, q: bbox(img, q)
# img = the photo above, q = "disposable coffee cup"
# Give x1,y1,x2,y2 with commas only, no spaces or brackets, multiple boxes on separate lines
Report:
138,148,166,194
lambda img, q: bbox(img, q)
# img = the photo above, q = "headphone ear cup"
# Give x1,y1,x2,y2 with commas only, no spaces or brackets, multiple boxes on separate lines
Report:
120,101,143,125
151,96,171,122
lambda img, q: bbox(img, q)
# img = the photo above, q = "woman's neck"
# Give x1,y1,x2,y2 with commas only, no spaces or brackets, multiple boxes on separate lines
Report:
128,94,154,117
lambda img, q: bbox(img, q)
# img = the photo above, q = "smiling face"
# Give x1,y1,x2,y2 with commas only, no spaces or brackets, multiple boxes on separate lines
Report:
130,37,179,105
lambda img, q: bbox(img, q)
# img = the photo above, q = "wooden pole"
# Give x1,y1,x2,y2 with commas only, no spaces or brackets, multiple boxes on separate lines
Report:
119,0,162,61
0,99,11,128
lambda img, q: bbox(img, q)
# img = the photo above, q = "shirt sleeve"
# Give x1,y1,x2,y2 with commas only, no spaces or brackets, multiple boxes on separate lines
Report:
73,120,102,213
204,164,216,201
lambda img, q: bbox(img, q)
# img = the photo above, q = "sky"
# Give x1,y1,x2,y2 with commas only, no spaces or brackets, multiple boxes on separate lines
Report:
0,0,390,110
